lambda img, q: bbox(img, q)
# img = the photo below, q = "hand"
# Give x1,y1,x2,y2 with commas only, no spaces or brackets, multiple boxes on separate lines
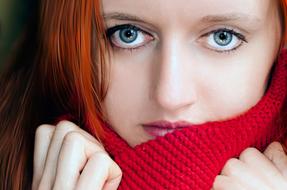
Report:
212,142,287,190
32,120,122,190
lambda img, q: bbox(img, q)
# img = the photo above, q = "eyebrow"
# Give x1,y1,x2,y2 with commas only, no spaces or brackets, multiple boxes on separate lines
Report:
201,13,261,23
103,12,261,24
103,12,145,22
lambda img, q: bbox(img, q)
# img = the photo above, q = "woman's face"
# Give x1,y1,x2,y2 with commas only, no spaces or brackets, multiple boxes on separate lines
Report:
102,0,281,147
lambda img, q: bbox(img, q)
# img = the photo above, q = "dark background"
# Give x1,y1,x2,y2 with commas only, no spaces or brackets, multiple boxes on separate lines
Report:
0,0,32,68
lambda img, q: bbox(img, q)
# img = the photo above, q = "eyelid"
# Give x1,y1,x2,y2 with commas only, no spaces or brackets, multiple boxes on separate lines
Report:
197,27,248,53
106,24,155,50
200,27,248,42
106,24,151,38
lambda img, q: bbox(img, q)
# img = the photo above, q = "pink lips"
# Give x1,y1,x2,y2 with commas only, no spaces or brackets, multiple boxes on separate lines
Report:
142,121,193,137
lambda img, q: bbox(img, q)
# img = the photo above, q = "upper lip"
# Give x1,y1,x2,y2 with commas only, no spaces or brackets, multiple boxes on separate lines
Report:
142,120,194,129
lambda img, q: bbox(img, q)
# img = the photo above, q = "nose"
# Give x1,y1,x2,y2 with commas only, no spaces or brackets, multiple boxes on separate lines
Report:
153,35,197,112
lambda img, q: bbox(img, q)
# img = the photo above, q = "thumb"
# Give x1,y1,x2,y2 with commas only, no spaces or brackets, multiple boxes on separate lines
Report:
264,141,287,178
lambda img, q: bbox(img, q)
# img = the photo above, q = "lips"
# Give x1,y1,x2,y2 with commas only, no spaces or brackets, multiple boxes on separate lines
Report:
142,120,193,137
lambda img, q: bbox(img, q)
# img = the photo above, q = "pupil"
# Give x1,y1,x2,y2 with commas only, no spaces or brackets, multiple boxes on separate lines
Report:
125,30,133,38
219,32,227,41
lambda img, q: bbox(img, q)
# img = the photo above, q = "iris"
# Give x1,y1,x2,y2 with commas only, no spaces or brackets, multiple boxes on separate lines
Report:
214,31,232,46
119,28,138,43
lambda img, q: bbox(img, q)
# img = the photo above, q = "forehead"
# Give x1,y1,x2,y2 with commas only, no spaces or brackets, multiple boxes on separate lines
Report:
102,0,273,23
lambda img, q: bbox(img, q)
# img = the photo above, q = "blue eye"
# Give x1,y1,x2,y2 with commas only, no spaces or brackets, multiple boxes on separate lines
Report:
119,28,138,43
213,31,233,46
106,24,154,50
202,28,247,52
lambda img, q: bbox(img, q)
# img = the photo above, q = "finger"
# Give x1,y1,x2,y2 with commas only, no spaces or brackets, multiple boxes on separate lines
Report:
221,158,268,190
39,120,80,189
264,142,287,178
32,124,55,190
240,147,287,189
240,147,282,178
212,175,244,190
52,131,104,190
76,151,122,190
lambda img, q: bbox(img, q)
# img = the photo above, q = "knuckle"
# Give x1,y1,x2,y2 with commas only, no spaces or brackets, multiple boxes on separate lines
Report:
111,159,122,175
35,124,54,138
265,142,286,162
222,158,240,175
267,141,283,152
62,131,85,146
119,166,123,175
116,164,123,176
239,147,259,160
91,151,123,176
225,158,239,168
212,175,222,188
53,120,80,138
56,120,78,132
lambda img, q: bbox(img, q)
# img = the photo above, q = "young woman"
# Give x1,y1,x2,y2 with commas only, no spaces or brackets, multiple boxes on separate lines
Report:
1,0,287,189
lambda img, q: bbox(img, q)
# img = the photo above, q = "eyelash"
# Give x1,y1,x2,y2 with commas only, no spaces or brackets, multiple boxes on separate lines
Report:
106,24,151,51
201,28,248,53
105,24,248,53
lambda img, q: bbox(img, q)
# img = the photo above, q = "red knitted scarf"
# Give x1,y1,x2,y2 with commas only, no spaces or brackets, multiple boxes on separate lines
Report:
99,50,287,190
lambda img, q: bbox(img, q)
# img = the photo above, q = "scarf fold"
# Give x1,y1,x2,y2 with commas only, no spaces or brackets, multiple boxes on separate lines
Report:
101,50,287,190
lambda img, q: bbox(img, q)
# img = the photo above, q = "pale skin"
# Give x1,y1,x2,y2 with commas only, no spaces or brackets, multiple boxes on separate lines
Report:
33,0,287,189
32,121,122,190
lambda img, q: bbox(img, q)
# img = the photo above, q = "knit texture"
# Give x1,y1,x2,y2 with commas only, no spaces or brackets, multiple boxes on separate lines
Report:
99,50,287,190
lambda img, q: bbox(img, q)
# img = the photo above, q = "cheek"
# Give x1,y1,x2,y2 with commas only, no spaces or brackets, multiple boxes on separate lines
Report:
103,51,152,125
200,57,272,120
206,78,262,119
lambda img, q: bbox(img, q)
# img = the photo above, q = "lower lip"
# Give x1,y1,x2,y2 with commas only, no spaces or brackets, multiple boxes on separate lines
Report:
143,126,180,137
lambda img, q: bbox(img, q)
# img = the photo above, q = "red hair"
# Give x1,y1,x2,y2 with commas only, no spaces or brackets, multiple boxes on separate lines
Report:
0,0,287,189
38,0,108,139
0,0,107,189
